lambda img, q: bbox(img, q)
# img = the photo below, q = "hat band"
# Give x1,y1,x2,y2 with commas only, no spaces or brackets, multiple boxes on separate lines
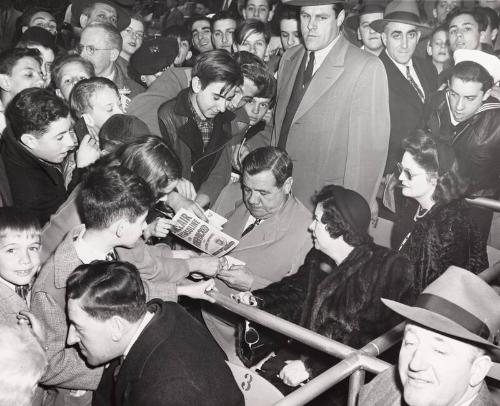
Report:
383,11,422,25
416,293,491,340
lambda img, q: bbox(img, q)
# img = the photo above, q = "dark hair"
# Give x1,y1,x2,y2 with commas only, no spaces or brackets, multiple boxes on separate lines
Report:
313,185,372,247
233,51,275,102
402,130,468,204
79,165,155,229
21,6,55,28
67,261,147,323
234,19,271,45
192,49,242,95
162,24,191,42
277,5,299,23
51,54,95,90
211,9,238,28
0,47,41,76
70,77,119,116
98,114,149,152
476,6,499,31
84,22,123,51
449,60,494,91
242,146,292,187
446,7,488,32
244,0,276,8
6,88,70,140
430,24,448,39
0,207,40,238
189,15,212,31
100,135,182,198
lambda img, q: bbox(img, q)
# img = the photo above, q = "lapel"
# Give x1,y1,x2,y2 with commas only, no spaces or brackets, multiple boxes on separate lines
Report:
413,57,434,100
292,35,349,125
175,89,204,158
380,51,423,111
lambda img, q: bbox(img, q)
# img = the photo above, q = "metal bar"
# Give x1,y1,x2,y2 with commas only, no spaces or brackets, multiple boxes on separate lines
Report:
466,197,500,212
273,354,364,406
359,322,405,356
347,369,365,406
209,291,390,373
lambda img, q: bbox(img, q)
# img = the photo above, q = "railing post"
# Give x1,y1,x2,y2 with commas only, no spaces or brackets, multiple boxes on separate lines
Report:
348,369,365,406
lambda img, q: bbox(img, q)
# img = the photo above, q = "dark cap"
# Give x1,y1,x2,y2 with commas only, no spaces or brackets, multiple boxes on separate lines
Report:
130,37,179,75
72,0,132,31
19,26,57,53
345,1,386,31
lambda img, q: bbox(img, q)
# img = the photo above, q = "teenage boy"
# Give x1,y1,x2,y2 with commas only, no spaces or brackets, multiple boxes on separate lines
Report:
158,49,242,206
2,88,75,225
0,207,41,325
242,0,276,23
31,165,218,401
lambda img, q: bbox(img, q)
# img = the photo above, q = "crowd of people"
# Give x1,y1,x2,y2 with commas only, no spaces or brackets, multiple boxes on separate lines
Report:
0,0,500,405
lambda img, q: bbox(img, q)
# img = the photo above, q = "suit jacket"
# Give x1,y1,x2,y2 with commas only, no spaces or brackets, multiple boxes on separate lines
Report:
273,35,390,211
380,52,438,174
358,366,496,406
93,300,244,406
0,281,28,325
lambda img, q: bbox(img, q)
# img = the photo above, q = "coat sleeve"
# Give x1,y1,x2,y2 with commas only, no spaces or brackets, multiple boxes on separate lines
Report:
198,144,232,206
345,57,390,205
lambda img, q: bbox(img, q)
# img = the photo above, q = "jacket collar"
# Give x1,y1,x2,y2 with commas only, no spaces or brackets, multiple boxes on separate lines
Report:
53,225,86,289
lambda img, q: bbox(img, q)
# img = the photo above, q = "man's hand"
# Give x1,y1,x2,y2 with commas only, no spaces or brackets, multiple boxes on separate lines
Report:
143,217,173,240
177,279,216,303
217,264,254,291
167,191,208,221
76,133,100,168
279,360,310,387
231,291,259,306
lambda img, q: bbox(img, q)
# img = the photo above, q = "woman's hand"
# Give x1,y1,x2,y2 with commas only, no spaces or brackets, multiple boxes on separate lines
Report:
176,178,197,200
167,191,208,221
143,217,173,240
217,264,254,291
177,279,216,303
76,133,100,168
279,360,310,387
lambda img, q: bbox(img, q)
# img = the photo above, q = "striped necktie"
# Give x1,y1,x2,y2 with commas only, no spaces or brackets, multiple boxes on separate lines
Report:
406,66,425,103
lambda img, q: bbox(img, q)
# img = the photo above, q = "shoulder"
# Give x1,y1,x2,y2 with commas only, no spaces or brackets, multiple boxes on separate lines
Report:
359,367,403,406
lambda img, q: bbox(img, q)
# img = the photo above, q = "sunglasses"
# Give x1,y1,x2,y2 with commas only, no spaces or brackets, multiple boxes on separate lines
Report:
397,163,427,181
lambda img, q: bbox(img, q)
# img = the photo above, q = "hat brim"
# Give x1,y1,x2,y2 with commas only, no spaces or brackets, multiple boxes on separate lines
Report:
382,299,500,361
370,18,430,34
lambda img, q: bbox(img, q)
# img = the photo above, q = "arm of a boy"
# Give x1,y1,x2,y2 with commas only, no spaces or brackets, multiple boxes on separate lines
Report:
31,291,103,389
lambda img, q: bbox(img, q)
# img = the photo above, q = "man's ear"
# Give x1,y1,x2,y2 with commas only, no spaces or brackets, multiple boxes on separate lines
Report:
55,88,64,99
336,9,345,28
357,27,362,41
21,26,28,33
115,219,127,238
491,28,498,43
80,14,89,29
432,8,437,20
0,74,11,92
110,316,127,341
140,74,148,85
282,176,293,195
483,88,492,101
268,4,277,22
242,8,248,20
20,133,38,150
479,30,487,45
109,48,120,63
381,31,387,47
426,40,432,57
191,76,202,93
416,29,422,43
470,355,492,387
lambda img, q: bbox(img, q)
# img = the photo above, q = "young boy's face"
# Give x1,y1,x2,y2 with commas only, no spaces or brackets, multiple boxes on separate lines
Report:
244,96,271,125
87,87,123,130
192,79,236,119
24,115,76,164
2,57,44,99
56,61,93,101
0,230,41,286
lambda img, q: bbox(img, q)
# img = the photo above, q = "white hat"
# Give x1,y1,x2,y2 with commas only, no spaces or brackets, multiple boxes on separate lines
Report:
454,49,500,84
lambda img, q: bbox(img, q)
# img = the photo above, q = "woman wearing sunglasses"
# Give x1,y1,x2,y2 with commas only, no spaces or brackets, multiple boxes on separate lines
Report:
234,184,416,405
394,130,488,294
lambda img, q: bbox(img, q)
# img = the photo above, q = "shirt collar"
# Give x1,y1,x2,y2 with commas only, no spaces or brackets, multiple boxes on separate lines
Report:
73,226,114,264
385,49,414,72
312,34,341,70
123,311,155,359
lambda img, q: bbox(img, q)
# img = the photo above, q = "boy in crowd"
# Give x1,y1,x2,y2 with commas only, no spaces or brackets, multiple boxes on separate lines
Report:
2,88,75,225
162,25,193,67
212,10,238,53
242,0,276,22
31,165,218,402
20,6,58,36
51,54,95,102
158,49,242,206
190,15,214,54
0,207,41,325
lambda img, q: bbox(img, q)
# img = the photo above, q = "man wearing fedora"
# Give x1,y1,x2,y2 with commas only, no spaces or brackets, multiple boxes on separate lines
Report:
345,1,385,56
359,266,500,406
273,0,390,214
371,0,438,178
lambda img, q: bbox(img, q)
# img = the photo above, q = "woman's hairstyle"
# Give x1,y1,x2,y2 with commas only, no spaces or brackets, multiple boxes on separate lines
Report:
0,325,47,406
69,77,119,116
402,130,469,204
67,261,147,323
100,135,182,198
313,185,372,247
234,19,272,46
51,54,95,90
242,146,292,187
0,207,40,240
449,61,494,92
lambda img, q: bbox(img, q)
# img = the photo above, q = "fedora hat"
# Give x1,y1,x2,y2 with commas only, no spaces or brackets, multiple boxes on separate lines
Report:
72,0,131,31
382,266,500,358
454,49,500,84
370,0,429,33
345,1,385,32
283,0,344,6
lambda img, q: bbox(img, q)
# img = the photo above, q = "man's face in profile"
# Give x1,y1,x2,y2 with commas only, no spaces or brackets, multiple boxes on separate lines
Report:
398,323,487,406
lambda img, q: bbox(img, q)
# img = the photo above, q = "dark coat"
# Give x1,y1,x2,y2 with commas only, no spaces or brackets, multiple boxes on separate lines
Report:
253,245,416,375
0,126,66,225
396,199,488,294
424,91,500,198
158,88,235,202
380,52,438,174
93,300,244,406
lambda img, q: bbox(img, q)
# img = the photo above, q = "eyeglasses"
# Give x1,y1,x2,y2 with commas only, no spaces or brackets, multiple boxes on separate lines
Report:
397,163,427,181
76,44,114,56
123,27,144,41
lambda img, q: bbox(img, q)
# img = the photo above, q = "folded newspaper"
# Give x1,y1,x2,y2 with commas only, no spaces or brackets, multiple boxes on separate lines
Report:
171,208,239,257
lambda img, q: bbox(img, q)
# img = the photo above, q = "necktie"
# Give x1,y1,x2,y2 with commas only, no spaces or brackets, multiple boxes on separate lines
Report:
303,51,315,87
105,250,117,261
15,284,30,301
406,66,425,103
241,218,262,237
113,357,124,382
